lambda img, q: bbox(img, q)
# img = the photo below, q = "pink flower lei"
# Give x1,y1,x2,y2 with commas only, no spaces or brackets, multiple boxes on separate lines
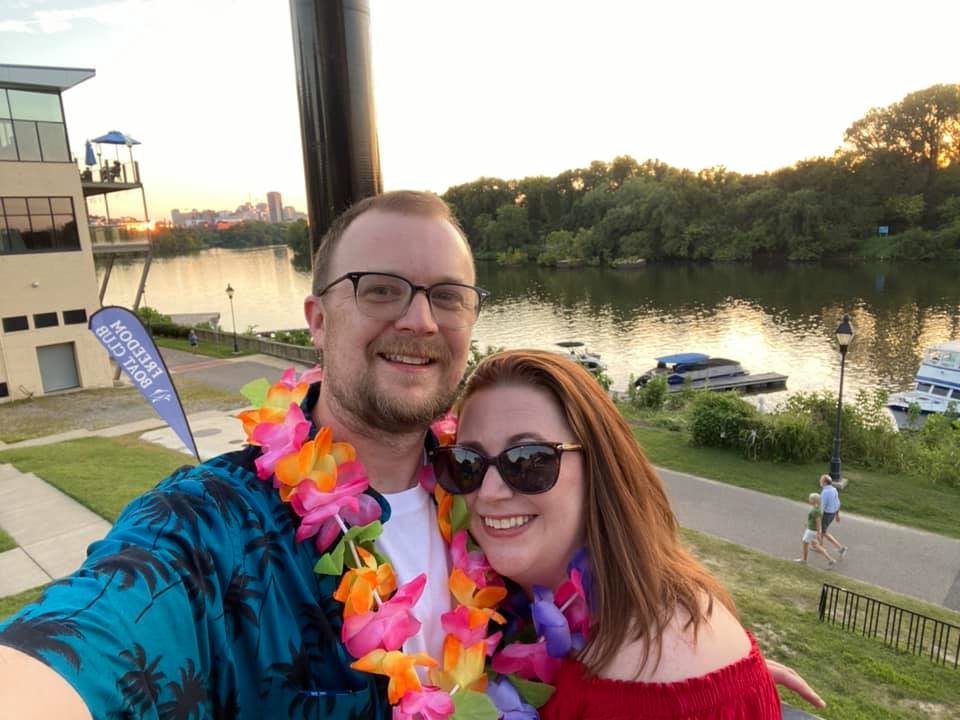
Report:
239,368,590,719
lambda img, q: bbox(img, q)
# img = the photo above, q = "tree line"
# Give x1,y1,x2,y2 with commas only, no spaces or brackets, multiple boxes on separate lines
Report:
442,84,960,264
148,220,306,258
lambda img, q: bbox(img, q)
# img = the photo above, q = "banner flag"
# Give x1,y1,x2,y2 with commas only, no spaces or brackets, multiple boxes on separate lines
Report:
89,306,199,461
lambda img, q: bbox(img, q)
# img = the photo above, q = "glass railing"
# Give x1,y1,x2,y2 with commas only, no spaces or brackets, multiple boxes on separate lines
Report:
89,224,149,247
78,160,140,185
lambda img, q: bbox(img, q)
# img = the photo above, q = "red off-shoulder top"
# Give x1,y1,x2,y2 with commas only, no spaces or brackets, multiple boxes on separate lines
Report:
539,632,782,719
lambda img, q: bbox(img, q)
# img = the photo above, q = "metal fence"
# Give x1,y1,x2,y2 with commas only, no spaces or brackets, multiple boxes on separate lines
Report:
818,583,960,668
194,328,320,366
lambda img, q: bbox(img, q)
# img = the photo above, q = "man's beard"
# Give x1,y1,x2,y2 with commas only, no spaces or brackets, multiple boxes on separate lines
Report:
326,335,460,434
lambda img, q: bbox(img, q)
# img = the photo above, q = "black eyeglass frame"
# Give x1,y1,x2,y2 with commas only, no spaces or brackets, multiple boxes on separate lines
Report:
429,441,583,496
316,271,491,326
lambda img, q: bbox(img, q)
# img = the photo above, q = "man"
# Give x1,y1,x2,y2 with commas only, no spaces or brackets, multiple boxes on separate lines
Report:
819,473,849,558
0,191,820,717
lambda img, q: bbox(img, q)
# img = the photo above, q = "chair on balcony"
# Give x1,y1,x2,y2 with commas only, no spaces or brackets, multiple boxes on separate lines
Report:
80,168,93,182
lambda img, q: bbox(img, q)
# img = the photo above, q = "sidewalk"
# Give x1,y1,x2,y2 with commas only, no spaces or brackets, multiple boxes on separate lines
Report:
659,467,960,611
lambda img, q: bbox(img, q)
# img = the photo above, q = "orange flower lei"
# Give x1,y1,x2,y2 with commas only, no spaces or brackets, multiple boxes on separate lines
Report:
239,368,562,719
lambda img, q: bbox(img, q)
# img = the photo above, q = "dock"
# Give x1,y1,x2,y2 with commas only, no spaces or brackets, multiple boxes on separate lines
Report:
666,372,787,393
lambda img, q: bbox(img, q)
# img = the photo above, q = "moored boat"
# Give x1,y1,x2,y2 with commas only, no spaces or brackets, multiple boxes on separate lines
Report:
635,353,747,386
556,341,607,372
886,341,960,430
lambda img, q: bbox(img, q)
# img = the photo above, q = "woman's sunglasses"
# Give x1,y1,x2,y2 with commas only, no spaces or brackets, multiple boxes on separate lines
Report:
429,442,583,495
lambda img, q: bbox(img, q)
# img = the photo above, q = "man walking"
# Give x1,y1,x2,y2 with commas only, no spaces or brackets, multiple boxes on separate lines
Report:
819,473,849,558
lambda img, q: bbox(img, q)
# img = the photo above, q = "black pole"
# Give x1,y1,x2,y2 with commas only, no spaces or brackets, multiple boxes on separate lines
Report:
829,346,848,482
289,0,383,258
229,296,239,354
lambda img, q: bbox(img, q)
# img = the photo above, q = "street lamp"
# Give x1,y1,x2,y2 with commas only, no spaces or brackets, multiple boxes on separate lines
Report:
829,313,855,482
226,283,239,354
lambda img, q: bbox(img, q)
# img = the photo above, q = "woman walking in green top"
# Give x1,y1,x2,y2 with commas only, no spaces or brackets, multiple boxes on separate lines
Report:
795,492,836,566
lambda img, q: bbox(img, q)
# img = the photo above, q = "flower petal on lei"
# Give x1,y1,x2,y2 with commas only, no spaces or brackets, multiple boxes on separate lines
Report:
290,476,369,543
440,605,505,648
393,686,454,720
532,585,572,658
450,530,501,589
252,403,310,479
430,412,458,447
351,649,436,704
490,640,561,684
342,574,426,658
429,636,488,694
449,567,507,610
486,677,539,720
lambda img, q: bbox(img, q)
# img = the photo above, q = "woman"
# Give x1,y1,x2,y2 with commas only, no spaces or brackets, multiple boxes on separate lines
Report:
431,350,783,718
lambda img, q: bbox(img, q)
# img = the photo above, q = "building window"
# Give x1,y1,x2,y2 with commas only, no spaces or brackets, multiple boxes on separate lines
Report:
2,315,29,332
63,308,88,325
0,89,69,163
0,382,8,398
0,196,79,254
34,311,59,328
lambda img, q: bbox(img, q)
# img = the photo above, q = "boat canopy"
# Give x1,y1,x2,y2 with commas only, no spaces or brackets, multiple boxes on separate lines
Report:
656,353,710,364
556,341,586,348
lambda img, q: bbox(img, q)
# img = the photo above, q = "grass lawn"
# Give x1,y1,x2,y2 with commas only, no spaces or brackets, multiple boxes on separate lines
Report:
0,435,193,522
153,335,254,359
685,529,960,719
0,377,244,443
0,528,15,553
0,526,955,717
0,586,45,622
630,422,960,540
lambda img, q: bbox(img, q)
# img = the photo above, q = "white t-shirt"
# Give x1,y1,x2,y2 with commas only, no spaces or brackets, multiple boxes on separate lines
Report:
376,482,452,663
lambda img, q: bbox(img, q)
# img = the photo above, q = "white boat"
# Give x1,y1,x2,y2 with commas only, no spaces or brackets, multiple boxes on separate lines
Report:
635,353,747,386
887,341,960,430
556,341,607,372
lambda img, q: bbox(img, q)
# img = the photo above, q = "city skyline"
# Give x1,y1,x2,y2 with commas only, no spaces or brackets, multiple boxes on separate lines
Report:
2,0,958,223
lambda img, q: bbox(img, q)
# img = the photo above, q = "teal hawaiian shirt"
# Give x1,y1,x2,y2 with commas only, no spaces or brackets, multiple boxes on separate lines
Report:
0,386,404,719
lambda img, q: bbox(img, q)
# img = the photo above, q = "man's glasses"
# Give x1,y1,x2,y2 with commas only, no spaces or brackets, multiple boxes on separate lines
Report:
430,442,583,495
316,271,490,329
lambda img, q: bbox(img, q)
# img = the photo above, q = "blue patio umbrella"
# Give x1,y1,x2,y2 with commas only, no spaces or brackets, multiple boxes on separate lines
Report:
91,130,140,146
84,140,96,166
91,130,141,168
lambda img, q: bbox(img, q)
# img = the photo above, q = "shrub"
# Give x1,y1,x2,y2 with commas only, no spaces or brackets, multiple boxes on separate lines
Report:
631,375,668,410
756,412,822,463
137,306,171,325
149,322,190,338
689,392,759,449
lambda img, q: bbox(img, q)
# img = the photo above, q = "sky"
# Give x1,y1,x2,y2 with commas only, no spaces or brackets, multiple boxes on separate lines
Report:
2,0,958,221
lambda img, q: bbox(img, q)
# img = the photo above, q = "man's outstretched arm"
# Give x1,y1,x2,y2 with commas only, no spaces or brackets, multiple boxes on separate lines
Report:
0,645,91,720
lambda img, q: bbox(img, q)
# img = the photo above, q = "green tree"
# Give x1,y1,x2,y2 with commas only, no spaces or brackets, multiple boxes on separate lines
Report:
844,84,960,190
286,219,311,271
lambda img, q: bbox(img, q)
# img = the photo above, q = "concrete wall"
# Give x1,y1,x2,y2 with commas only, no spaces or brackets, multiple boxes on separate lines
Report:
0,161,114,401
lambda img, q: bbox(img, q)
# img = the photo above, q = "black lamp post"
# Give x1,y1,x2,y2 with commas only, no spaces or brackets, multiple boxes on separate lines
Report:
829,313,855,482
226,283,239,354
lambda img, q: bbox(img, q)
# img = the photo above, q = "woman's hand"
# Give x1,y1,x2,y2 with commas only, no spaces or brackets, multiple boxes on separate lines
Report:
766,659,825,708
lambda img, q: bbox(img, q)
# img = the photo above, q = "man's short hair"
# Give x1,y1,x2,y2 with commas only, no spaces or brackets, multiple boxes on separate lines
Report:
310,191,471,295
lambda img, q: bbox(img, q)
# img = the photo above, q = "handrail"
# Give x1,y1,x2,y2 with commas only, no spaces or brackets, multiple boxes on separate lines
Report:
818,583,960,668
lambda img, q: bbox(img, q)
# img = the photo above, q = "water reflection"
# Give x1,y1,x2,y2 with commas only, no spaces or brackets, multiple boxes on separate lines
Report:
97,247,960,397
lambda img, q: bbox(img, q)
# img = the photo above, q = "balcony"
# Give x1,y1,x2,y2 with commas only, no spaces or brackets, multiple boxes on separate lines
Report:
89,224,150,255
79,160,141,197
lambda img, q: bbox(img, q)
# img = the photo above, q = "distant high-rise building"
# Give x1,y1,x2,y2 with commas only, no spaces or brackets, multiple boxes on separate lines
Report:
267,191,282,224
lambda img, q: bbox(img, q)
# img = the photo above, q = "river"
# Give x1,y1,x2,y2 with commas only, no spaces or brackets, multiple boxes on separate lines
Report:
97,246,960,399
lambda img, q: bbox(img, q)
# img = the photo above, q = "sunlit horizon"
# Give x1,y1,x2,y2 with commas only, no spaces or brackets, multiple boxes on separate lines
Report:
2,0,958,220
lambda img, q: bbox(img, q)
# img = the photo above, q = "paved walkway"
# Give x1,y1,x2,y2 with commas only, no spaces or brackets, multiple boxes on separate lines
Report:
659,468,960,611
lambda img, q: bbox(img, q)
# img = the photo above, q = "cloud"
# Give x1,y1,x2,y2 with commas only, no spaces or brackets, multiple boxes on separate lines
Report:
0,0,152,34
0,20,35,32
